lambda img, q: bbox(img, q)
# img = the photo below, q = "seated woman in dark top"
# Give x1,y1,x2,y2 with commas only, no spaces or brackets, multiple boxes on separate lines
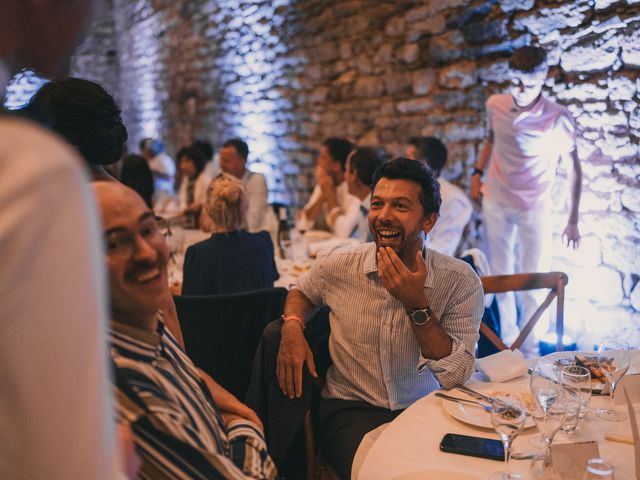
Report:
182,173,279,295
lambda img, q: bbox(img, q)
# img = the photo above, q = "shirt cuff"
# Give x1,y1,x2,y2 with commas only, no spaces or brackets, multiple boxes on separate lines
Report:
416,337,464,374
226,419,267,445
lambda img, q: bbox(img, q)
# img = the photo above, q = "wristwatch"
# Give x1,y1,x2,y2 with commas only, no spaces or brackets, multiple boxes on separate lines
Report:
471,167,483,177
408,306,433,326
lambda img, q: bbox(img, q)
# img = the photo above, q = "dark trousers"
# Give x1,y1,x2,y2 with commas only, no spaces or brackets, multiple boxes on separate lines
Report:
318,398,403,480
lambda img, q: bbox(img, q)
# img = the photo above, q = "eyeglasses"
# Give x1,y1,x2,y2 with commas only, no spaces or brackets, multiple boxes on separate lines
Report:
105,215,165,258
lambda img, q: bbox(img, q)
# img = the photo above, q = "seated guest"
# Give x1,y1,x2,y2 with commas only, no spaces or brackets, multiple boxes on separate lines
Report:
182,173,279,295
121,154,154,208
344,146,387,243
26,76,128,181
93,181,277,479
406,137,472,256
301,137,361,237
277,158,483,479
219,138,277,236
193,138,220,178
176,145,212,226
140,137,176,196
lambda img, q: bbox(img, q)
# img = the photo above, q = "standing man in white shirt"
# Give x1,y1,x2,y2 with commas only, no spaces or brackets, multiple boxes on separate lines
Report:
0,1,124,478
406,136,473,256
470,46,582,351
301,137,361,238
344,146,387,243
219,138,277,235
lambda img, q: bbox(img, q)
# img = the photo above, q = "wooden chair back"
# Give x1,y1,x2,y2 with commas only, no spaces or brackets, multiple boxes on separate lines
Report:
479,271,568,352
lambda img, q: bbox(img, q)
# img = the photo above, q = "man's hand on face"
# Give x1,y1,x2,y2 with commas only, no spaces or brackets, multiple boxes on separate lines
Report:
562,222,580,249
315,164,335,196
377,248,427,310
276,321,317,399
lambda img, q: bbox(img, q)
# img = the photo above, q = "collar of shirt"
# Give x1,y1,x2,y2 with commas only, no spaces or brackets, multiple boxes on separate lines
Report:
362,242,434,289
111,314,164,362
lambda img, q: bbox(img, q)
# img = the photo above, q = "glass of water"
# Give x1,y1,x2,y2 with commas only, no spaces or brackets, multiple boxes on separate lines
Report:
562,365,591,421
582,458,614,479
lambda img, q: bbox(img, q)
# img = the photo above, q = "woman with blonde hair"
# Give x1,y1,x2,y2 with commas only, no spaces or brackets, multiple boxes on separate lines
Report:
182,173,279,295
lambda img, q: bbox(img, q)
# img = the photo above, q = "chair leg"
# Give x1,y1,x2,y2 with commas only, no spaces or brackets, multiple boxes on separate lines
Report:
304,410,316,480
479,322,509,351
511,290,556,351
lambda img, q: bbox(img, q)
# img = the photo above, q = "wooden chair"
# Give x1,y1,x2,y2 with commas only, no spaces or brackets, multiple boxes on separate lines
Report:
479,271,569,353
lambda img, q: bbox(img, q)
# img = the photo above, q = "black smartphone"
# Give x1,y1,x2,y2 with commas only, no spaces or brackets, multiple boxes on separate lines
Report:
439,433,504,461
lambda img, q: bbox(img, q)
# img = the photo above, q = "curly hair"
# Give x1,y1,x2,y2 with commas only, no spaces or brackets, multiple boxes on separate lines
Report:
27,77,128,165
204,173,248,231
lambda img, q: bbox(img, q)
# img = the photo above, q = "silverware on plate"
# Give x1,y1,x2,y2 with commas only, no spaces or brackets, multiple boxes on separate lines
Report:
434,392,492,412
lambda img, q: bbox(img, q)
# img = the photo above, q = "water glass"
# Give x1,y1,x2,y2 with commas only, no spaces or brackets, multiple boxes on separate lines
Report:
596,339,630,422
562,365,591,421
582,458,614,479
490,393,527,480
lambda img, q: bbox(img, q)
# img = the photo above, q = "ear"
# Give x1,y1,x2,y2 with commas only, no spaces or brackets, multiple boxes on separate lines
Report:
421,213,437,234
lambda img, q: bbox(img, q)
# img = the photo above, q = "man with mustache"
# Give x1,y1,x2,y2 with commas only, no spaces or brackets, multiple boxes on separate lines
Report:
277,158,483,479
93,181,277,479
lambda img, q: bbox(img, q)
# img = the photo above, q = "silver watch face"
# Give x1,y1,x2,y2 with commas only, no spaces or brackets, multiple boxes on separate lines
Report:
410,309,430,326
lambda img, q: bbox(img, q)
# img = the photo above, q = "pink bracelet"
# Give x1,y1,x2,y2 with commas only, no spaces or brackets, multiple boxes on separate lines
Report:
282,314,305,330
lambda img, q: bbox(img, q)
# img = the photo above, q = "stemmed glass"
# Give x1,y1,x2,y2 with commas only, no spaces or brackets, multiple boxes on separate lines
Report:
529,362,563,448
490,393,527,480
530,401,566,472
596,339,630,421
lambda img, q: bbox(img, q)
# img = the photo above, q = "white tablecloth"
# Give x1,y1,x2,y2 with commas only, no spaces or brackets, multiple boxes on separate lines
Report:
355,351,640,480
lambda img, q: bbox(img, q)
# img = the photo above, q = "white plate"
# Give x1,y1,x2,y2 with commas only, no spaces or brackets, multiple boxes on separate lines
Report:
391,471,480,480
440,383,535,430
537,351,611,394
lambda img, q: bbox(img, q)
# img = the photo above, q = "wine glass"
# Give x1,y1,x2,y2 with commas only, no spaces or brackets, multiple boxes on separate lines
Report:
561,365,591,422
490,392,527,480
582,458,615,479
529,362,563,448
531,401,566,470
596,339,630,422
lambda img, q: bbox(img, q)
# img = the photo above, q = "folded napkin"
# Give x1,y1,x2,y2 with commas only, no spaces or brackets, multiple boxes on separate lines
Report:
475,349,527,383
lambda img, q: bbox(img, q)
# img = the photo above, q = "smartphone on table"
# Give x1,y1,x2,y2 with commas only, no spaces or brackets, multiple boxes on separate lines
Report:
439,433,504,461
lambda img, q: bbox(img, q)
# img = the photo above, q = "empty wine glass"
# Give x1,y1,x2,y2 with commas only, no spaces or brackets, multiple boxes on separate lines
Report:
582,458,615,479
529,362,563,448
596,339,630,422
562,365,591,421
531,400,566,470
490,392,527,480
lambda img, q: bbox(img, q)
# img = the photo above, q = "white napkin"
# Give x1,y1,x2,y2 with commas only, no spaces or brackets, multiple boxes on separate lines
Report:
475,349,527,383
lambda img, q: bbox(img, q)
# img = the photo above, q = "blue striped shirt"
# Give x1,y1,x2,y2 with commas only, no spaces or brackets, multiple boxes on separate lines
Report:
110,318,277,479
295,243,483,410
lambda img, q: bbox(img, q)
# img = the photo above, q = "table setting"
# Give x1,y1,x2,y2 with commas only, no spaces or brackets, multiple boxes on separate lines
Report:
355,341,640,480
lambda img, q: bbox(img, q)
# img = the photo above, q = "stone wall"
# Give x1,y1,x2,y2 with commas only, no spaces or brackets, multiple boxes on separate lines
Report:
4,0,639,350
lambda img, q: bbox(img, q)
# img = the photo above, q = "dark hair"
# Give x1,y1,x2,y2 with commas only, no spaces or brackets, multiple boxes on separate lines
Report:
349,146,387,187
222,138,249,160
121,154,154,208
509,46,548,75
408,136,447,176
322,137,354,169
192,138,213,160
27,77,128,165
139,137,163,155
176,145,206,177
372,157,441,216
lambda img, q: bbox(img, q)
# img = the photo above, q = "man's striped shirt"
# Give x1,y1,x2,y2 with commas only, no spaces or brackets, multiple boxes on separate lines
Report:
110,318,277,479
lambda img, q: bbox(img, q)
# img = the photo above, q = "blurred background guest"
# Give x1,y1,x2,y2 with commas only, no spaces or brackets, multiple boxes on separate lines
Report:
192,138,220,178
182,173,279,295
140,137,175,196
26,77,128,181
120,154,154,208
176,145,211,226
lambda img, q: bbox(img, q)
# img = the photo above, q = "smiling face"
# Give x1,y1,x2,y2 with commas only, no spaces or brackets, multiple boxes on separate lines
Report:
368,177,436,263
509,70,546,108
94,183,169,328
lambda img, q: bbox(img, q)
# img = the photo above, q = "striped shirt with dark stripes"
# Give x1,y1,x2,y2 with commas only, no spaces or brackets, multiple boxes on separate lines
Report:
110,318,277,479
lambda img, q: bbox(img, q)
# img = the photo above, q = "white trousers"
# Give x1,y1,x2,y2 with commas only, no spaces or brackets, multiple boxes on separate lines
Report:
482,197,553,353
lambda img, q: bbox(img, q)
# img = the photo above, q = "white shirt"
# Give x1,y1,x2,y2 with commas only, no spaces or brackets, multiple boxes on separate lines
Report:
304,181,361,238
148,152,176,195
355,193,372,243
0,117,119,479
484,93,577,209
428,178,473,256
242,170,277,235
177,172,212,211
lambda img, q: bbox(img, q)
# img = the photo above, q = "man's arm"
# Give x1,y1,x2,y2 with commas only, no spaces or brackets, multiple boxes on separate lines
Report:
245,172,269,232
562,148,581,249
328,193,361,238
303,166,335,225
470,131,493,203
276,288,320,399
